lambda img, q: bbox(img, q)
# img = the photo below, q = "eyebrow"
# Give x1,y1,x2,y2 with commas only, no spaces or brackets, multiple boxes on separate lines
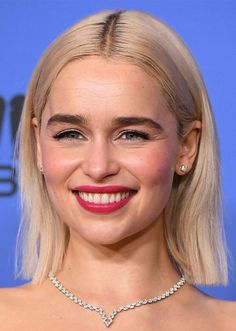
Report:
47,113,163,132
47,114,87,127
112,117,163,132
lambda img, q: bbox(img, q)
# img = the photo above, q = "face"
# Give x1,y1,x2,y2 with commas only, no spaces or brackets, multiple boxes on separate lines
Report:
33,57,187,245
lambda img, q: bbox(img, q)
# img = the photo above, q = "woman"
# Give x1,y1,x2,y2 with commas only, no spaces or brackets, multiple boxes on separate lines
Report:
0,10,235,330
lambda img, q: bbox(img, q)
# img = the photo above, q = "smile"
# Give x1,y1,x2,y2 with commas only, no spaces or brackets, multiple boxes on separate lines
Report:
72,186,136,214
78,192,130,204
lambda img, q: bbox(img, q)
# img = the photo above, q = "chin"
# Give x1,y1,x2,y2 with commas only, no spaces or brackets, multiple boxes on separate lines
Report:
84,231,130,246
70,223,139,247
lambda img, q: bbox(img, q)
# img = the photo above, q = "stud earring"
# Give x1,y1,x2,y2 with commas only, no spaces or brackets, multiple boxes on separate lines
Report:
179,164,188,173
39,166,44,174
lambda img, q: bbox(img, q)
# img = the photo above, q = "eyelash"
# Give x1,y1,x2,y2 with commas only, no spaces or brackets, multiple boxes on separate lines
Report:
118,130,150,141
53,129,84,140
53,129,150,141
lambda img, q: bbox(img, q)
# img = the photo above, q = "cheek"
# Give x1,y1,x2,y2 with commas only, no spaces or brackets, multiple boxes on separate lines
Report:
40,142,79,187
122,143,177,187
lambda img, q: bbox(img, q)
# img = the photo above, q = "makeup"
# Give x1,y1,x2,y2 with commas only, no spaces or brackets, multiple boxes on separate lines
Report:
72,186,136,214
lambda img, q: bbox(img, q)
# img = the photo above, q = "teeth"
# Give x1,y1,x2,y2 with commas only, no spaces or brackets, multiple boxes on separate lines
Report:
84,193,89,201
94,194,100,204
101,194,109,204
115,193,121,202
78,192,132,204
109,194,115,203
88,193,93,203
121,192,126,199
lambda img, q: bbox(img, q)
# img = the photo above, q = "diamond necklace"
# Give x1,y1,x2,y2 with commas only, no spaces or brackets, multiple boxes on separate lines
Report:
48,273,186,328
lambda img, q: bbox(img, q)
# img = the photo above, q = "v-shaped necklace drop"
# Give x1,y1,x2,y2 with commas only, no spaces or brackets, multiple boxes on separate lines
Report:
48,273,186,328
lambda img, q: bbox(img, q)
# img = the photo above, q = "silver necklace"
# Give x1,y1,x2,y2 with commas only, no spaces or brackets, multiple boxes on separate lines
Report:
48,273,186,328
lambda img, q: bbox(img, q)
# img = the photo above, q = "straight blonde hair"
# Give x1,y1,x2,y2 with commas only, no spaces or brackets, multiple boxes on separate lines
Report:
16,10,227,285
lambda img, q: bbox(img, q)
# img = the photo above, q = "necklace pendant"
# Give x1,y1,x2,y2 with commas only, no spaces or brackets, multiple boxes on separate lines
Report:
103,316,113,328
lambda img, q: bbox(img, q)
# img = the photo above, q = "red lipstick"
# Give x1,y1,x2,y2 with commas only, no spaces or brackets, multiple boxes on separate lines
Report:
72,185,136,214
73,185,133,193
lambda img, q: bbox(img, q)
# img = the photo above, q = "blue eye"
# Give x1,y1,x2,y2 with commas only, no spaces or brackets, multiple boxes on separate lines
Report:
53,129,84,140
119,130,150,140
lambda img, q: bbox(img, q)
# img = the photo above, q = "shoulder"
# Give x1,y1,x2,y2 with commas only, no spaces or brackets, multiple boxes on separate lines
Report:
207,298,236,331
0,287,22,328
0,284,31,317
0,283,46,329
0,280,54,307
190,287,236,329
208,298,236,322
0,284,28,306
0,282,34,303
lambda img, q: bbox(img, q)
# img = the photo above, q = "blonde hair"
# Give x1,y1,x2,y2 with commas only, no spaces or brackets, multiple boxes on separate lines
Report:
16,10,227,284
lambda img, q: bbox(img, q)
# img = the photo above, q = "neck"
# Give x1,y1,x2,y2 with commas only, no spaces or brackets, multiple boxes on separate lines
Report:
57,218,179,309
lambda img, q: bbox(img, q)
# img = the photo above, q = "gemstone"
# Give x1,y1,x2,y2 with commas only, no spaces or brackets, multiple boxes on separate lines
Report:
103,317,113,328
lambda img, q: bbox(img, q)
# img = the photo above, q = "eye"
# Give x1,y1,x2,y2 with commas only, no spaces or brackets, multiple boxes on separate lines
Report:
118,130,150,141
53,129,85,141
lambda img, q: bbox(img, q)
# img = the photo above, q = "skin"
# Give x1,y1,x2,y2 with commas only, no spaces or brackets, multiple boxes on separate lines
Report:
0,57,235,330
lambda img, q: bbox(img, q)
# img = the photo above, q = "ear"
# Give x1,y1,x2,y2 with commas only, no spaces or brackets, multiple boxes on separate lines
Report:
32,117,43,171
175,120,202,175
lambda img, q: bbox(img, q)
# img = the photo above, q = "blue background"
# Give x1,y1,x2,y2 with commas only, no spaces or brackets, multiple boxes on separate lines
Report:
0,0,235,300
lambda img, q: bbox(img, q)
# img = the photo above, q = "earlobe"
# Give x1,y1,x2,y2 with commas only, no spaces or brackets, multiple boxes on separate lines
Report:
175,120,202,175
32,117,43,172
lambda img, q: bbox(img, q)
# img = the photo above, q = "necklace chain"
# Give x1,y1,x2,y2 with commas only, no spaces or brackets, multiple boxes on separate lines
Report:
48,273,186,328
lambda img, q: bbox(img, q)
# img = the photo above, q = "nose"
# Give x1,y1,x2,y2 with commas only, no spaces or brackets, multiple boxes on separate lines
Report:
81,139,120,181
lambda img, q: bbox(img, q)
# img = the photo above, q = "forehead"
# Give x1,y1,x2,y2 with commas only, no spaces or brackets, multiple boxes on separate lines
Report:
43,57,170,123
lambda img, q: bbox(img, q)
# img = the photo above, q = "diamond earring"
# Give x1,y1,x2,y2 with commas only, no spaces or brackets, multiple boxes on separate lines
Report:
39,166,44,174
179,164,188,173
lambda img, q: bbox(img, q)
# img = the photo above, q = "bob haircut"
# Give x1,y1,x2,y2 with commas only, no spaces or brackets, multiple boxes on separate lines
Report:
16,10,227,285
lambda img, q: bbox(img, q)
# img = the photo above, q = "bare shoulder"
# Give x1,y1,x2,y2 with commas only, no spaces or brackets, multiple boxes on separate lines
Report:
0,283,32,313
0,283,27,304
0,283,44,329
208,297,236,321
192,287,236,329
208,297,236,331
175,285,236,331
0,282,34,303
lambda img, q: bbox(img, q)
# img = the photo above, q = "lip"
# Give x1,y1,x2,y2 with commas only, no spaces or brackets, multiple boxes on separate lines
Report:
72,185,137,214
72,185,135,193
